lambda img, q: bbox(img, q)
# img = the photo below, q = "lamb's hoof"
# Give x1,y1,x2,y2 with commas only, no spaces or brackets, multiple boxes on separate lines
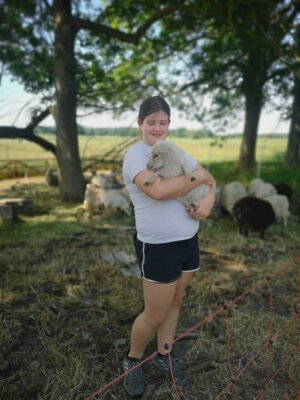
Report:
191,203,198,211
190,176,196,181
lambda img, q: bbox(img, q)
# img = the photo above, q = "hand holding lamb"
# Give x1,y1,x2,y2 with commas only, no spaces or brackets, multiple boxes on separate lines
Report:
144,140,213,210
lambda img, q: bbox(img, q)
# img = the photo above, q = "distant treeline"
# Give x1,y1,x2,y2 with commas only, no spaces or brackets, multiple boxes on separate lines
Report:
37,125,215,138
36,126,287,139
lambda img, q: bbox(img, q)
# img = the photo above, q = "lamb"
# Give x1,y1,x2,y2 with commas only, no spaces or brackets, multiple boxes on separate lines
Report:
232,196,276,239
248,178,277,199
264,194,290,227
143,140,212,209
220,181,248,215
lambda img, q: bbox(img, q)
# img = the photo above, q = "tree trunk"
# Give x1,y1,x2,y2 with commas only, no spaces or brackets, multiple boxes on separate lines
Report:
54,0,85,202
238,89,262,170
285,73,300,167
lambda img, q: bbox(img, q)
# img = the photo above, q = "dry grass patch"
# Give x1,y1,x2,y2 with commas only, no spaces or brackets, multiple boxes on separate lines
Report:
0,181,299,400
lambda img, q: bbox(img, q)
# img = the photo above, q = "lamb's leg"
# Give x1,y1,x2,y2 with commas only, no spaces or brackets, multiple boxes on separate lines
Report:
144,171,160,186
190,202,198,211
181,161,196,181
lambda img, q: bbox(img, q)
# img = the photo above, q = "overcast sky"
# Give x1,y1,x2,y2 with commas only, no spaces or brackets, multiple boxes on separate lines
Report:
0,75,289,134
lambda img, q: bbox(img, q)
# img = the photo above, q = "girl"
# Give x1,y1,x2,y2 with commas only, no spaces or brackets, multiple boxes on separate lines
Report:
122,96,216,396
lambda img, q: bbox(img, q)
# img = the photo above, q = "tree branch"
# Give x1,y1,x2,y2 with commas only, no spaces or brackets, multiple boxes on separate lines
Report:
75,4,189,44
0,126,56,155
0,107,56,155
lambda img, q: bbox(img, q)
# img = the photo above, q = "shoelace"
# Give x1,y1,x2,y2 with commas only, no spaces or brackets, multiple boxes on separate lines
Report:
125,360,143,379
158,357,182,376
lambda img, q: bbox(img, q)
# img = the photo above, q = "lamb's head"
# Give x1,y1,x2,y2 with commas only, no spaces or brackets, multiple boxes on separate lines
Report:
147,141,175,171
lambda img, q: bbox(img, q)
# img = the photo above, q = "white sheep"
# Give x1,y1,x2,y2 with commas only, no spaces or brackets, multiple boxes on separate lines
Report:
221,181,248,215
248,178,277,198
83,183,131,216
143,140,212,209
83,183,102,214
100,187,131,216
91,172,123,189
264,194,290,227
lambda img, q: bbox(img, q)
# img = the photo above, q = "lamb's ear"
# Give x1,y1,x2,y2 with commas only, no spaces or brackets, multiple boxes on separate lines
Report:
157,141,169,153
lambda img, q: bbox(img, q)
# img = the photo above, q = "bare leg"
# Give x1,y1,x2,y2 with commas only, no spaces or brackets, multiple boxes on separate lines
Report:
128,279,178,359
157,272,194,354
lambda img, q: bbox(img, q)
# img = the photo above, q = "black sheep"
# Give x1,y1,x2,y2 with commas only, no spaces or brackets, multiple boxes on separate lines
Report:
274,183,293,202
232,196,276,239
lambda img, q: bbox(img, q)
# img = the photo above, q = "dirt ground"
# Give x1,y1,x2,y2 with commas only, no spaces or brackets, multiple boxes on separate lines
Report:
0,179,300,400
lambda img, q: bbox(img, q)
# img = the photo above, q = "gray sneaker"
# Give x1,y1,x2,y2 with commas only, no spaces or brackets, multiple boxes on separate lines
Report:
151,354,187,387
123,356,145,397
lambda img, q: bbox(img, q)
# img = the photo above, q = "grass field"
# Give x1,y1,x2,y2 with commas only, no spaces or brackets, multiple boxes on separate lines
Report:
0,134,288,163
1,134,297,194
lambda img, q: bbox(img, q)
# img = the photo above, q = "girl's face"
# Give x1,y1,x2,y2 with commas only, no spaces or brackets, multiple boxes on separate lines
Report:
138,111,170,145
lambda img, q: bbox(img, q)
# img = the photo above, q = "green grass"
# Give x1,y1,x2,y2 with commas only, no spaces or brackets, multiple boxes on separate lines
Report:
0,134,288,162
1,134,297,193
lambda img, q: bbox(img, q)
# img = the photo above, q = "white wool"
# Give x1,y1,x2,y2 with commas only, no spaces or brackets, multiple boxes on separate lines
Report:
265,194,290,226
144,140,212,208
221,181,248,215
91,172,123,189
100,188,131,216
248,178,277,198
83,183,102,213
83,183,131,215
248,178,264,196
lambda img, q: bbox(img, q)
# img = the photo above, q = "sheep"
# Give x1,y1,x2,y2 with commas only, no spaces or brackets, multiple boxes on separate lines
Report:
100,187,131,216
274,183,293,202
143,140,212,209
83,183,102,214
91,172,124,190
232,196,276,239
248,178,277,199
83,183,131,216
264,194,290,227
220,181,248,215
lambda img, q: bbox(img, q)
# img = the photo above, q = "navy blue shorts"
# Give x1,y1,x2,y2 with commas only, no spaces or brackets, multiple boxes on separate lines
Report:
133,233,200,283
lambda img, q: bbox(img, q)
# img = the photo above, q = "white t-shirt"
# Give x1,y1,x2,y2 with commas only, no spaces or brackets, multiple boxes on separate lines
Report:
122,140,199,244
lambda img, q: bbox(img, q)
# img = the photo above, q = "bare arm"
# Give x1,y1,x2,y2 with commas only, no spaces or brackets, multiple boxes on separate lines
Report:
188,171,217,220
134,167,213,200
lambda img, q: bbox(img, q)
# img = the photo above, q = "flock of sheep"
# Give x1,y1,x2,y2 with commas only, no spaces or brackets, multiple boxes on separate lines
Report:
81,140,292,239
219,179,292,239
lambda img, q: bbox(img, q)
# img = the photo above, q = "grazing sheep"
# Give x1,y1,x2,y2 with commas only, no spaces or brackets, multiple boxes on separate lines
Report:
221,181,248,215
100,188,131,216
232,196,276,239
144,140,212,209
83,183,131,216
91,172,124,190
264,194,290,227
248,178,277,199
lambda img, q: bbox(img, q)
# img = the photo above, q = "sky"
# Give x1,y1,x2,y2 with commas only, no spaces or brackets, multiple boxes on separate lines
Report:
0,75,290,134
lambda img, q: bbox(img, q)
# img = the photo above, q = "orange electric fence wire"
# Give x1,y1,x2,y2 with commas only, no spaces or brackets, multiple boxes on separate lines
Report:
83,256,300,400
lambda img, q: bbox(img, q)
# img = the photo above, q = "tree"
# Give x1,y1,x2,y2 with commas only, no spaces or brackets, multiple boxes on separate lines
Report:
285,24,300,166
0,0,187,201
157,0,297,170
